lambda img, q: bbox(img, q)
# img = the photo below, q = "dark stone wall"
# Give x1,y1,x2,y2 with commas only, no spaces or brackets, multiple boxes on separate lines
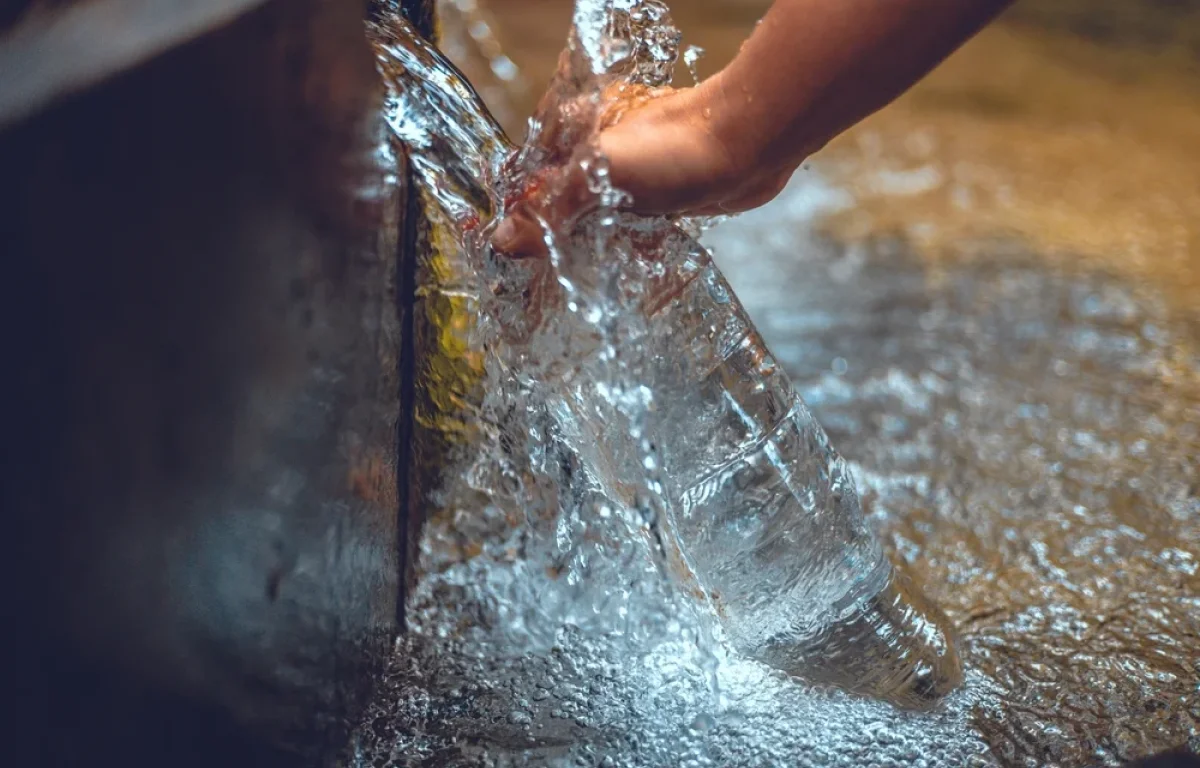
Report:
0,0,419,763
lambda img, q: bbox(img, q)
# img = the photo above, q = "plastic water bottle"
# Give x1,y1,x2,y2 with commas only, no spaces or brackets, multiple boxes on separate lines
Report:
371,0,962,707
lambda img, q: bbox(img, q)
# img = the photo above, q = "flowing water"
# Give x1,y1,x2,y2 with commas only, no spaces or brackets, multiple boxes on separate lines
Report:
351,1,1200,766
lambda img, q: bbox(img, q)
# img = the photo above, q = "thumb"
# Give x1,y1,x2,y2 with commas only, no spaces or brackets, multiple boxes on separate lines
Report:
491,208,545,258
491,153,600,258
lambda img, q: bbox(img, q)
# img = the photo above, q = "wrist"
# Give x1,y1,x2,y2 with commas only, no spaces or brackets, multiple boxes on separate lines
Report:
695,70,756,170
696,67,818,182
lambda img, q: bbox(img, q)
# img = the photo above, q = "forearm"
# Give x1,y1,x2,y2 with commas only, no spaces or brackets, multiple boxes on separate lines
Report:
495,0,1016,239
703,0,1015,167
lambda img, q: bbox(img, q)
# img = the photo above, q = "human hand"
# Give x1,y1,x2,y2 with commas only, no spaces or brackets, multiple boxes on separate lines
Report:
490,80,800,258
592,82,797,217
490,0,1017,259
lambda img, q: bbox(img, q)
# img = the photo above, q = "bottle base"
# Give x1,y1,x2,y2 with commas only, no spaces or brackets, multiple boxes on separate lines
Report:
750,568,963,709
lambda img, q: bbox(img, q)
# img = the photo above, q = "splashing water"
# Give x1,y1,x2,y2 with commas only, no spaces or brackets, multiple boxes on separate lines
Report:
356,0,984,764
355,3,1200,766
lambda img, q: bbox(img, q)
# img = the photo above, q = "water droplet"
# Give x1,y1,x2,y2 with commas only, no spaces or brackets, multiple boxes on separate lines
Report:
682,45,705,85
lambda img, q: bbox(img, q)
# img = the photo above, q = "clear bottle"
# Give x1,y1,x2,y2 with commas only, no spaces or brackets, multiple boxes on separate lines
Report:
371,0,962,707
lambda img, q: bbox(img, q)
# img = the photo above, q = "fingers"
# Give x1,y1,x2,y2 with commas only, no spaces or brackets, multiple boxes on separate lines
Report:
491,153,599,258
690,170,795,217
490,84,787,257
491,148,792,258
491,209,546,259
591,89,749,215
